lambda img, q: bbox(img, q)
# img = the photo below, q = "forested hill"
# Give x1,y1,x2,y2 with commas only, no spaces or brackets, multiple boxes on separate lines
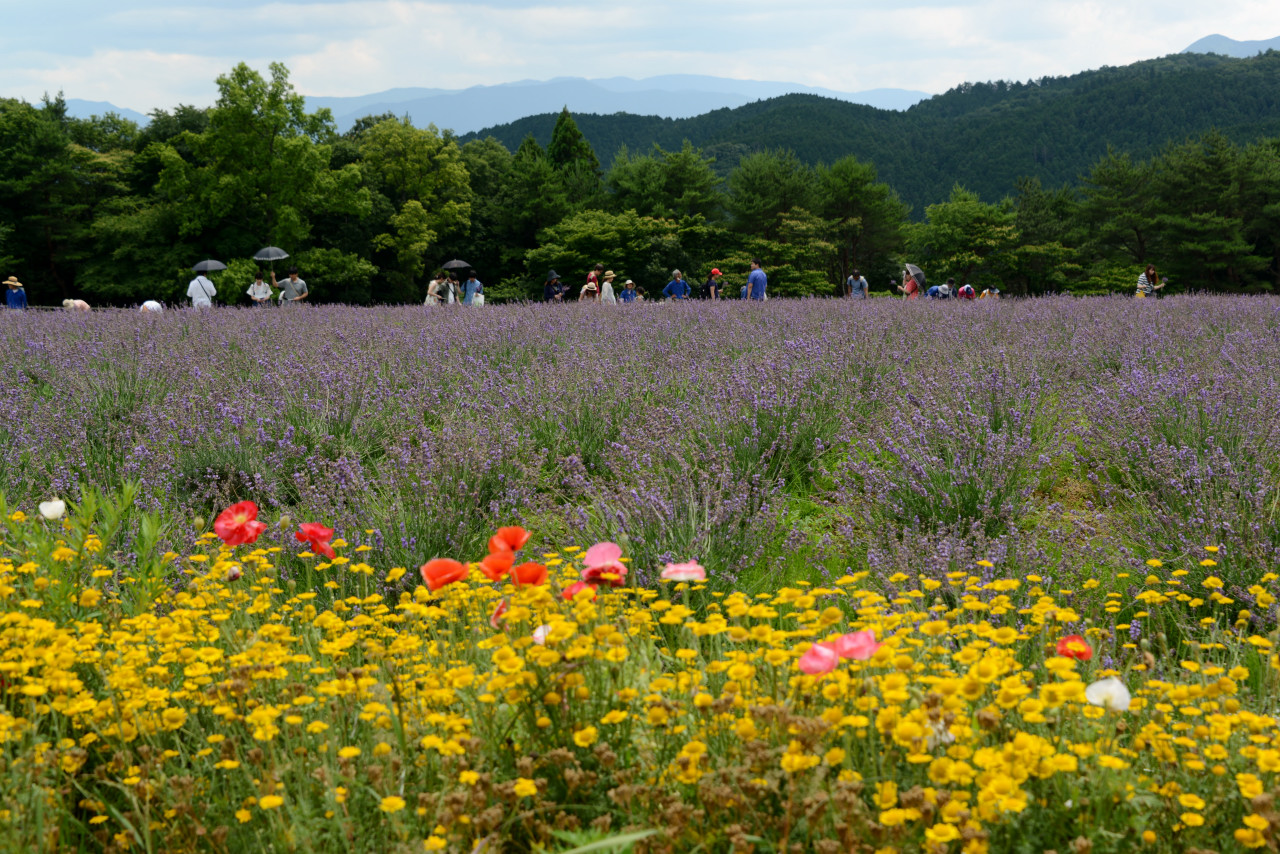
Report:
462,51,1280,212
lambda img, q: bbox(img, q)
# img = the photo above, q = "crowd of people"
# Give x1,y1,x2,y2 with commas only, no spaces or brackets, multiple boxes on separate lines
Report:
3,261,1172,312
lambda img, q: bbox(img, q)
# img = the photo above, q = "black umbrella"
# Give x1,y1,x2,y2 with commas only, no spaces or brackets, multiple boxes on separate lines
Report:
253,247,290,262
441,259,471,272
192,259,227,273
904,263,926,288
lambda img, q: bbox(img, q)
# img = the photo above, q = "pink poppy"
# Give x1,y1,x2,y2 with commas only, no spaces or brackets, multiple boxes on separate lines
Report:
660,561,706,582
581,541,628,587
213,501,267,547
797,642,839,675
833,630,882,661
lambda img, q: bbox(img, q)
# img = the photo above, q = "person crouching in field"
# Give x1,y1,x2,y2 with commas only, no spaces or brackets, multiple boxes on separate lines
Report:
1136,264,1165,298
62,298,91,312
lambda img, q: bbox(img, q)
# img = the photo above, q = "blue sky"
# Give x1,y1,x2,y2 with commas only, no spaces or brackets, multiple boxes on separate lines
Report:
2,0,1277,111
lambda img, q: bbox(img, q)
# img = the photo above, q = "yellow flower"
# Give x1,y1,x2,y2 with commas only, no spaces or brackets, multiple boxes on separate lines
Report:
259,795,283,810
338,746,361,759
572,726,598,748
78,589,102,608
600,710,629,725
160,707,188,731
1177,794,1205,810
513,778,537,798
424,838,447,851
1181,812,1204,827
459,771,480,786
379,796,406,813
235,809,251,823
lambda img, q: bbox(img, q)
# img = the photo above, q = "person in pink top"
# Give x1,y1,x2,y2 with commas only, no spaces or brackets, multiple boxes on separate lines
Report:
897,272,921,300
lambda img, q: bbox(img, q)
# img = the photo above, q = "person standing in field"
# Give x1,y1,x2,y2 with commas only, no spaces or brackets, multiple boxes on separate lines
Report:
462,271,482,305
586,263,603,294
703,268,723,300
846,268,868,299
279,268,309,304
424,272,445,305
579,278,599,301
663,269,690,301
748,259,767,301
600,270,617,304
247,270,273,306
619,279,637,303
5,276,26,309
187,270,216,308
544,270,565,303
1136,264,1164,299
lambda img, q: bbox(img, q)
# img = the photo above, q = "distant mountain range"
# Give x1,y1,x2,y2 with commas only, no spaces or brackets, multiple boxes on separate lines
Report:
301,76,930,133
1183,34,1280,57
57,75,928,132
461,52,1280,214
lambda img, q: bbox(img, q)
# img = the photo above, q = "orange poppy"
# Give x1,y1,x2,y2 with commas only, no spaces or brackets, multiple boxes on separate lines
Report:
420,558,468,591
488,526,531,554
480,550,514,582
510,561,548,587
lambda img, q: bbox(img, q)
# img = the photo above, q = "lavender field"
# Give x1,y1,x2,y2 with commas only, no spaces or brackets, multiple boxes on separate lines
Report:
3,296,1278,592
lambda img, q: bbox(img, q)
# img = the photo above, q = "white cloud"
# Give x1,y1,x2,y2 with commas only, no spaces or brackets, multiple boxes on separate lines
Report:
2,0,1279,110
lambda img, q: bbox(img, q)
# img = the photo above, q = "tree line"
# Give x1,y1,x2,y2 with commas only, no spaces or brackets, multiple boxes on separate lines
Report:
1,61,1278,306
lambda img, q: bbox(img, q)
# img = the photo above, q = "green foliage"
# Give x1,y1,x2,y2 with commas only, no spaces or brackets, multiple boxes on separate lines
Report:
293,247,379,304
909,186,1018,285
526,209,686,293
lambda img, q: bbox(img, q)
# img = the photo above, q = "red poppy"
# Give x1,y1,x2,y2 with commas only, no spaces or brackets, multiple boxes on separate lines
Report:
510,561,548,587
480,550,514,582
213,501,267,547
562,581,597,602
1056,634,1093,661
488,526,531,554
420,558,468,591
489,598,509,630
295,522,336,559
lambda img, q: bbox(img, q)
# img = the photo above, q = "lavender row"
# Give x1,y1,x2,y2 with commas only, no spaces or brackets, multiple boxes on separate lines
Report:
2,295,1277,584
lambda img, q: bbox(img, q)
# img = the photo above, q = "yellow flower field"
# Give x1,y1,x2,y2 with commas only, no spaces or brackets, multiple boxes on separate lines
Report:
2,500,1279,853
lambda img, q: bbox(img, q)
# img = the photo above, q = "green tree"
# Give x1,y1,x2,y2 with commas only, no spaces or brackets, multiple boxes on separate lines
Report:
814,155,908,292
358,117,472,301
547,107,600,176
726,150,815,240
525,209,686,297
607,141,721,220
909,186,1017,286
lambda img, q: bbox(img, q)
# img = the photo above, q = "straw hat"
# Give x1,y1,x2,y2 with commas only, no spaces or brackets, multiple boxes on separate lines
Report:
603,270,616,280
4,276,22,288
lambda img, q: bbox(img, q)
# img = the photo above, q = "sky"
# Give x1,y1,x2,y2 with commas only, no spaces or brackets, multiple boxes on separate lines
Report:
2,0,1278,111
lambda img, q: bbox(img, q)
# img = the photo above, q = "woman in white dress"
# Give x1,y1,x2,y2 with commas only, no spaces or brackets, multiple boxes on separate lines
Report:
600,270,617,304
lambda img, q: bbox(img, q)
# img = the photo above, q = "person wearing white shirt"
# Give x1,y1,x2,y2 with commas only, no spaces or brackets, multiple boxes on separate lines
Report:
601,270,617,304
140,300,164,313
247,270,273,305
187,273,216,308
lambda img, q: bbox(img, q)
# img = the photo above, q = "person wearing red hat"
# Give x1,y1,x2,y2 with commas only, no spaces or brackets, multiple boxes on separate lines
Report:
702,268,723,300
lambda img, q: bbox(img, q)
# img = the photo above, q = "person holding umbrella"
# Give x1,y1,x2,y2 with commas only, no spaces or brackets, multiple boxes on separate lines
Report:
898,265,924,300
279,268,308,304
187,269,217,308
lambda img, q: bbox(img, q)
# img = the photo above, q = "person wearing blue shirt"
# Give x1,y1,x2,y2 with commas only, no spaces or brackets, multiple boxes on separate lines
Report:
662,269,689,301
463,272,482,305
846,269,868,299
5,276,27,309
748,259,767,301
619,279,637,302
